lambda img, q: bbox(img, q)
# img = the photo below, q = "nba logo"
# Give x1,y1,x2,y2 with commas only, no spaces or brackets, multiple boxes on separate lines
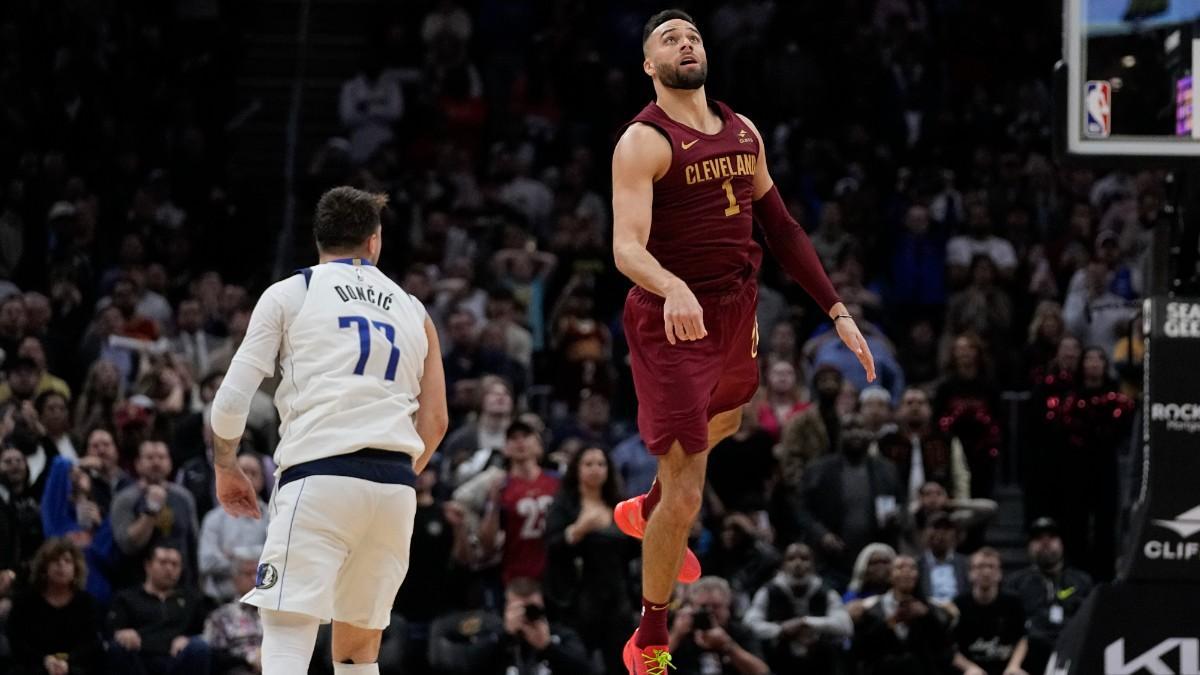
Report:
1085,80,1111,138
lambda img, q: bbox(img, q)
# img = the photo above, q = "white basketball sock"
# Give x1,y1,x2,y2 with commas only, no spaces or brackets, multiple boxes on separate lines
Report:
260,609,321,675
334,663,379,674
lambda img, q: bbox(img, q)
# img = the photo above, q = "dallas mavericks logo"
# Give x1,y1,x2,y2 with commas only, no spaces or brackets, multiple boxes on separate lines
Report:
256,563,279,589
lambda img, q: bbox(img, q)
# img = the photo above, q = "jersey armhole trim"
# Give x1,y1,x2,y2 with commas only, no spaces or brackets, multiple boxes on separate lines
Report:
295,267,313,288
623,120,674,183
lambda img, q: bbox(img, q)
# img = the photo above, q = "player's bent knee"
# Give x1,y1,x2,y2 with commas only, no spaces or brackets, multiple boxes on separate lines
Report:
663,483,704,519
331,621,383,664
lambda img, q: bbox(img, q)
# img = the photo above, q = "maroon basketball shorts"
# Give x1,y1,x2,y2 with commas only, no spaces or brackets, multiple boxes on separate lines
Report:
623,281,760,455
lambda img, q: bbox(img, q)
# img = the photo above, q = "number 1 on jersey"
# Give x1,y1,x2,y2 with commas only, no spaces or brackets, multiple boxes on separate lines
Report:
337,315,400,381
721,177,741,216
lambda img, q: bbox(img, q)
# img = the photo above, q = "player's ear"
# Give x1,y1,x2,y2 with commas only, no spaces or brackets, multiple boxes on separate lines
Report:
368,227,382,262
643,58,655,78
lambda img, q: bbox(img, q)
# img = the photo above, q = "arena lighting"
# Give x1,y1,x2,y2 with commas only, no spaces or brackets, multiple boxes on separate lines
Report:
1121,54,1137,66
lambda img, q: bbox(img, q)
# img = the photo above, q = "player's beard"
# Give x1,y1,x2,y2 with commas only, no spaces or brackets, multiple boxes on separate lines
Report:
659,60,707,90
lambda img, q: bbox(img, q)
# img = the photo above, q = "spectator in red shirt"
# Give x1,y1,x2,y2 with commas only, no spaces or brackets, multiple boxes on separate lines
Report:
479,418,560,584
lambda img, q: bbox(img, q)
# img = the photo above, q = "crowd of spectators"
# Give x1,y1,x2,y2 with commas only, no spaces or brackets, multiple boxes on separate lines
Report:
0,0,1152,673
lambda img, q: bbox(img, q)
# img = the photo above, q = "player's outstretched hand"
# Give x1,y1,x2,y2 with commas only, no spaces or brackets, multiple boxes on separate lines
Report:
215,464,262,519
663,280,707,345
835,316,876,382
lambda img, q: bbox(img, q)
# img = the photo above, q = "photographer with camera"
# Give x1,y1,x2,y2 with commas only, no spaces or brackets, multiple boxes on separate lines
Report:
428,576,590,675
669,576,770,675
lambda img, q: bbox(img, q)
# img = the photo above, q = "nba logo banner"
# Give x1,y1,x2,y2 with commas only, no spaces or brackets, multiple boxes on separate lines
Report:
1085,80,1111,138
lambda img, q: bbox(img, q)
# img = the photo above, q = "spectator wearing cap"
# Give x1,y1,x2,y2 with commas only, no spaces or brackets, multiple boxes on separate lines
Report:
107,544,210,675
478,418,560,585
0,336,70,403
745,542,852,674
1002,518,1093,675
197,452,268,604
0,357,42,406
916,512,968,604
110,440,199,586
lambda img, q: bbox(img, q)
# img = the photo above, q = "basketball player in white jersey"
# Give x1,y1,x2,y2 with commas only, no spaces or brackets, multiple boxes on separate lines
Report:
209,186,449,675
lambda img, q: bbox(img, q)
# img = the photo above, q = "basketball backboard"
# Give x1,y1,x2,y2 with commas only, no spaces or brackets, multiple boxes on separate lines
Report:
1063,0,1200,158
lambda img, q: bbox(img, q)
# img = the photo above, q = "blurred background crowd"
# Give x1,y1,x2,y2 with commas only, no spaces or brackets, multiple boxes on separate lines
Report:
0,0,1152,674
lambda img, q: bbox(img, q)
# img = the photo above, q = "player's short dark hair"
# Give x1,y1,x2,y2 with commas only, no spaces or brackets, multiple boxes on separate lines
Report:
313,186,388,252
642,9,696,45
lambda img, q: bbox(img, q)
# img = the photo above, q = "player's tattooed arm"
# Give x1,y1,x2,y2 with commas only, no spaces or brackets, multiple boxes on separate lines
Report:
212,434,240,470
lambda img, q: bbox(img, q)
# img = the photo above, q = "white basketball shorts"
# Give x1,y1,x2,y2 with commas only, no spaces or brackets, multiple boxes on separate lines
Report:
242,474,417,629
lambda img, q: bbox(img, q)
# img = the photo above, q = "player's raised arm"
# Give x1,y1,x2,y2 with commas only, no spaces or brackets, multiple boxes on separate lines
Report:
612,123,707,345
413,314,449,475
739,114,876,382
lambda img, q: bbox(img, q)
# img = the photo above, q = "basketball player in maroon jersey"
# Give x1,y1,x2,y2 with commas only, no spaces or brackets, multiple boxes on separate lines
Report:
612,10,877,674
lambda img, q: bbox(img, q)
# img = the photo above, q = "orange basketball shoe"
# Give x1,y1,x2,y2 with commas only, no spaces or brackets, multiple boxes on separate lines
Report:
614,493,702,583
623,631,674,675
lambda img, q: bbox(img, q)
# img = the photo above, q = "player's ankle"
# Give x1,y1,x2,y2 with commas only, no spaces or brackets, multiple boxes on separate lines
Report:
636,597,671,647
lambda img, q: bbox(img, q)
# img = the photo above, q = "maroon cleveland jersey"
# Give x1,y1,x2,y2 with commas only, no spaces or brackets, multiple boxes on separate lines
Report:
498,470,560,584
625,99,763,296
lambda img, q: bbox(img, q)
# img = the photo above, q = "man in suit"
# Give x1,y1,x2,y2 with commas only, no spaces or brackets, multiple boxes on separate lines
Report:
794,415,902,586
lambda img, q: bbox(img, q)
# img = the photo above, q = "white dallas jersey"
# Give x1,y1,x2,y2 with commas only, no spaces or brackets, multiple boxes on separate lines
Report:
232,259,428,470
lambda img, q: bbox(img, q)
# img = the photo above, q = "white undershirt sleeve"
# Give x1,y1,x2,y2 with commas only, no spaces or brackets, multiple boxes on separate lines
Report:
210,359,270,439
209,274,305,439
